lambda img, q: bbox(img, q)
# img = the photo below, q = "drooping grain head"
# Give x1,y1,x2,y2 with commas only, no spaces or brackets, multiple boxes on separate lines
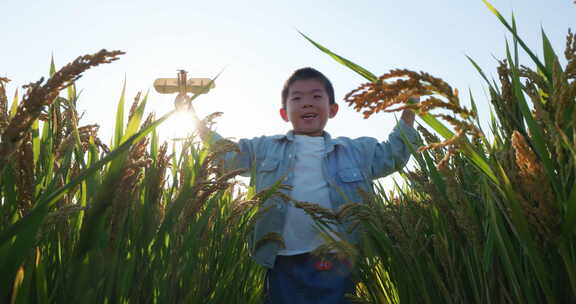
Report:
128,92,141,121
565,29,576,80
0,77,9,132
14,132,35,213
511,130,559,243
346,69,480,168
0,49,124,172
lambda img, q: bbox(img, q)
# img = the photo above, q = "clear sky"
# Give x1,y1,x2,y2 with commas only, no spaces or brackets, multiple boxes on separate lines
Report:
2,0,574,184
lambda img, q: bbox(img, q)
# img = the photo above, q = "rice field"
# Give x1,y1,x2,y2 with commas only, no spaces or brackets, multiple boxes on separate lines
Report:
1,1,575,303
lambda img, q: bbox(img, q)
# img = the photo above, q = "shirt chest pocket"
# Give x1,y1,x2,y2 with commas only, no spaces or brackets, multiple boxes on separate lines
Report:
338,167,364,183
337,167,369,204
256,158,281,189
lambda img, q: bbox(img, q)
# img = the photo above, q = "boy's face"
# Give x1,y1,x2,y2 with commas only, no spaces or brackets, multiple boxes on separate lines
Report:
280,79,338,136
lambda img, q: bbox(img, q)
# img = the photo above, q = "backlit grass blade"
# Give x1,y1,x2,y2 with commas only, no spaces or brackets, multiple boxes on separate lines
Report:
466,55,501,95
482,0,550,82
34,248,48,304
49,55,56,77
298,31,378,82
0,109,176,248
63,97,87,170
504,41,561,198
542,29,559,75
0,202,49,299
9,90,18,119
71,109,176,259
512,15,519,71
32,119,40,167
113,79,126,149
122,91,148,142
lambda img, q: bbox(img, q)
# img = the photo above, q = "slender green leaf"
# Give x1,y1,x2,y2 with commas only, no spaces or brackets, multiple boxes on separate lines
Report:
504,40,561,198
113,79,126,149
482,0,550,82
542,28,559,74
122,91,148,142
9,89,18,119
49,55,56,77
298,31,378,82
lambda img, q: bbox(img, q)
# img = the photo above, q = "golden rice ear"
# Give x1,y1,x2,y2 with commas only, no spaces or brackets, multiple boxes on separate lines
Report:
0,77,9,133
0,49,124,172
565,29,576,79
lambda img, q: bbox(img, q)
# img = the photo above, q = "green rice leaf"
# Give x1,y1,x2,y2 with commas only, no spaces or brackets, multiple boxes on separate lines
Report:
512,15,519,70
0,203,48,300
299,31,378,82
9,89,18,119
542,28,559,74
32,119,40,167
497,165,554,303
563,185,576,236
113,78,126,149
72,109,176,259
482,0,550,82
34,249,49,304
0,109,177,252
122,91,148,142
49,54,56,77
504,41,561,198
422,151,448,199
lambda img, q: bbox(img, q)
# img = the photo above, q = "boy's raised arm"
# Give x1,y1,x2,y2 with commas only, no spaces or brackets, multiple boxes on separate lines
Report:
359,96,420,179
187,104,257,176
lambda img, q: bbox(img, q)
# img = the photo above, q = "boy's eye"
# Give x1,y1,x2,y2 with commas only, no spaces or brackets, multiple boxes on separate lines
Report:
291,96,301,101
314,95,322,99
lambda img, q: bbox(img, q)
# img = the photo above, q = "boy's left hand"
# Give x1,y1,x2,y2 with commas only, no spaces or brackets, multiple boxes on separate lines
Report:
400,96,419,128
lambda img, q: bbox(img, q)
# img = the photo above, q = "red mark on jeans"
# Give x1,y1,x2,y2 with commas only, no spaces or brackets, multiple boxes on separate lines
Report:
314,259,333,271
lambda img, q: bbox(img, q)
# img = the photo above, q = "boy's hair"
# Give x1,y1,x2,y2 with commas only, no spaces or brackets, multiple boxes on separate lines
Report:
281,67,335,109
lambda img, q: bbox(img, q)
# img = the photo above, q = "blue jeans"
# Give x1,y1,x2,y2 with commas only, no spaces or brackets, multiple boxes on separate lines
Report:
264,254,354,304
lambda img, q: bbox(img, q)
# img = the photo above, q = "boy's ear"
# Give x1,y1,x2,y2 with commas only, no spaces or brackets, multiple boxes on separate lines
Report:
279,108,289,122
329,103,339,118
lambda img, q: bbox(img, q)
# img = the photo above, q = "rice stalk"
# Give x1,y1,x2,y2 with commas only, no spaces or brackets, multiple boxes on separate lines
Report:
0,49,123,172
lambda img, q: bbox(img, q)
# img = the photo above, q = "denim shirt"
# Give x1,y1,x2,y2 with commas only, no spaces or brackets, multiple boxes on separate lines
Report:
209,121,419,268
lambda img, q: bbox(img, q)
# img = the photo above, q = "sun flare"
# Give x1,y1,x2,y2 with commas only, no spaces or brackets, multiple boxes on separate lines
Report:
157,110,197,141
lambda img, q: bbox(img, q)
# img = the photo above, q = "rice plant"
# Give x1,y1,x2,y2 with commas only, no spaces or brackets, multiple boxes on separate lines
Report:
2,1,574,303
0,50,266,304
304,1,576,303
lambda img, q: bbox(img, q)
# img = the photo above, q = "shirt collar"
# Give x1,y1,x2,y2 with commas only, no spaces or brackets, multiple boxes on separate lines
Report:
283,130,337,153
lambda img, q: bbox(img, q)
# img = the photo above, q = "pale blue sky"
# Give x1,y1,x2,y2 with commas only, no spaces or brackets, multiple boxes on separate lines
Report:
2,0,574,151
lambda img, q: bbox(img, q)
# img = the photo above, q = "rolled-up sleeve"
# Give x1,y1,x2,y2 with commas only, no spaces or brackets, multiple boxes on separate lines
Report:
364,120,420,179
204,130,260,177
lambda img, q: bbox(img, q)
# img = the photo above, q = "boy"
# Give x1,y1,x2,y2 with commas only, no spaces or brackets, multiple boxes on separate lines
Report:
192,67,418,303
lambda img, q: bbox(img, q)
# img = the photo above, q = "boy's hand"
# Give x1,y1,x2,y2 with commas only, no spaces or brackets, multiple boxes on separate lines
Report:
400,96,419,128
187,104,211,142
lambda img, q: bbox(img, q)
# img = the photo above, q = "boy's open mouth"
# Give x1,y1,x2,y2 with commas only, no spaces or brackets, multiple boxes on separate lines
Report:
302,113,318,120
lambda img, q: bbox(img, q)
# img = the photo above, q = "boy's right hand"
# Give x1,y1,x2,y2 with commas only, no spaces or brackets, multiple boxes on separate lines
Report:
186,104,212,142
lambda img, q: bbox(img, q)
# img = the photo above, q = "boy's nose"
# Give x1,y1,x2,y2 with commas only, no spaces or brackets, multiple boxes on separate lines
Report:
301,98,314,107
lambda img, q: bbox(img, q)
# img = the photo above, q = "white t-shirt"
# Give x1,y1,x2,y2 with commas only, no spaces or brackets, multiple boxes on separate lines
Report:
278,135,336,256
